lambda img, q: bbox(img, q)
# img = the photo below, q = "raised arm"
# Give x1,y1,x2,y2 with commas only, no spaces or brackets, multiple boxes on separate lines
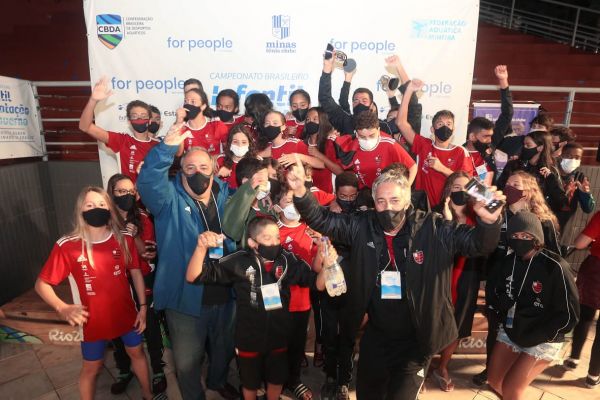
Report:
78,77,112,144
492,65,514,146
186,231,222,283
395,79,424,146
338,69,355,114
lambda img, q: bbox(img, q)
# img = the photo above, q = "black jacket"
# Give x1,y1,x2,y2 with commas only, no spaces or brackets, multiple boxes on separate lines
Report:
487,249,579,347
195,249,315,352
294,192,501,356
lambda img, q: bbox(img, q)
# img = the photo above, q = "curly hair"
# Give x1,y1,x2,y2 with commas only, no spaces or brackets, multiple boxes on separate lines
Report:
510,170,559,232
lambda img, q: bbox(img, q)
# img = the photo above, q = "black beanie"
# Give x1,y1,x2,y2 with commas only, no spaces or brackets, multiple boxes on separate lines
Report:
507,210,544,245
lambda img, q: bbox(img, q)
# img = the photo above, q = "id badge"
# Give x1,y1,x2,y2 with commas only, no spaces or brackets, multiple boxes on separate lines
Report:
476,164,488,181
261,283,283,311
208,244,224,259
381,271,402,300
506,304,516,329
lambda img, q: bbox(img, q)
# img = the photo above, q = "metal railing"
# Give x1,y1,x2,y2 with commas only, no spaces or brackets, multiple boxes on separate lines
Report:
480,0,600,52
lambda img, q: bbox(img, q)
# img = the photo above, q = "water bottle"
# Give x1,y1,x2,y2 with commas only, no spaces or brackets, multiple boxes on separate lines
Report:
323,237,347,297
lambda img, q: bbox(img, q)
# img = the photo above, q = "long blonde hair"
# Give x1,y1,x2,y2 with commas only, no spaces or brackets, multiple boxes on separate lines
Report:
70,186,131,268
510,171,560,231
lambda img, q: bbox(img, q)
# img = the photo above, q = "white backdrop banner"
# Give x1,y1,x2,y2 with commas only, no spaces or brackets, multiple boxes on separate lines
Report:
84,0,480,185
0,76,43,160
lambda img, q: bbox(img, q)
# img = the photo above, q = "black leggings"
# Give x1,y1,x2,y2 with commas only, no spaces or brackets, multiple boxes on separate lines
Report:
570,304,600,376
287,310,311,388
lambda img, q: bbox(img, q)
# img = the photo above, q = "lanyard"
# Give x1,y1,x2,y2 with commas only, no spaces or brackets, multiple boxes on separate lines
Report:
253,255,287,288
194,192,222,234
508,254,535,301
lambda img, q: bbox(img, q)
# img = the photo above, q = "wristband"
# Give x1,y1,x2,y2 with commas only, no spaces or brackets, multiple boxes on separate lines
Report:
139,303,147,307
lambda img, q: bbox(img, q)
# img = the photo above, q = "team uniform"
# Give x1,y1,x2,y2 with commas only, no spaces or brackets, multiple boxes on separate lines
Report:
411,134,474,206
271,138,309,160
468,150,494,183
335,132,415,189
285,118,305,139
107,132,158,183
182,119,229,155
308,138,337,193
39,232,141,360
216,154,240,189
221,115,245,132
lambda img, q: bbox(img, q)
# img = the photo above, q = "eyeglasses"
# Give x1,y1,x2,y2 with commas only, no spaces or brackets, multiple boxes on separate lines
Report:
114,189,136,196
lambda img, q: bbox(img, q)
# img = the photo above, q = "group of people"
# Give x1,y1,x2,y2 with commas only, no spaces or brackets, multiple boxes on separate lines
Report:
33,52,600,400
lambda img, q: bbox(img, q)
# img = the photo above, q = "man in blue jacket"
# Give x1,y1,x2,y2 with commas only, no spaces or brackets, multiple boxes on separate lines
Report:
137,123,238,400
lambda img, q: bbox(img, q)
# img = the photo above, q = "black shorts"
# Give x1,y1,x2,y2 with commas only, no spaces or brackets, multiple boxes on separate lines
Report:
237,348,288,390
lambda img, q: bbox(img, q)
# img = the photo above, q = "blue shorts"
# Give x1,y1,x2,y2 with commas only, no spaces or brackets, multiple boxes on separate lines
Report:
81,330,142,361
497,326,563,362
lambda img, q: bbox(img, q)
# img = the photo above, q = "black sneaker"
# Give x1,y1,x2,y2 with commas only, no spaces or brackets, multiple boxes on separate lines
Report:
336,385,350,400
152,372,167,394
563,358,579,370
111,371,134,394
472,369,487,386
320,378,336,400
585,375,600,389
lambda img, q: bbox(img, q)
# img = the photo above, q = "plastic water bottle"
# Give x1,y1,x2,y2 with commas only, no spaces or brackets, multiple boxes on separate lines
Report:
323,237,347,297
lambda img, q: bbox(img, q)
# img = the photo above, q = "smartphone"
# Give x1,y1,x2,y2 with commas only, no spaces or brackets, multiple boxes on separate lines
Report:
465,178,504,212
324,43,334,60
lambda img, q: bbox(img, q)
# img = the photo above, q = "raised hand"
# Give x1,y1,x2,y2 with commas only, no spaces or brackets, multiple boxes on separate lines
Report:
197,231,224,249
163,122,191,146
494,65,508,81
286,157,307,196
408,78,424,92
91,77,113,101
472,186,506,224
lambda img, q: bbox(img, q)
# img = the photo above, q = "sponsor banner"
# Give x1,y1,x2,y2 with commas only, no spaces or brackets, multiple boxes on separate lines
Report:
473,102,541,136
84,0,479,185
0,76,43,159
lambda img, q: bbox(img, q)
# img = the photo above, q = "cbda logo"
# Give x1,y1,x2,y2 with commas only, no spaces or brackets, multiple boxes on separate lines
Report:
96,14,124,49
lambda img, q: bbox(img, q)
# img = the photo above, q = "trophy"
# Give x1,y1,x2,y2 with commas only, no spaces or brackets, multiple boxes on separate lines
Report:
379,75,400,91
324,43,356,71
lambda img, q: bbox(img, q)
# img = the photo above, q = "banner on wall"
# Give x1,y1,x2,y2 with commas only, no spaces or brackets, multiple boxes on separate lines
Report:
473,102,540,136
84,0,480,185
0,76,43,160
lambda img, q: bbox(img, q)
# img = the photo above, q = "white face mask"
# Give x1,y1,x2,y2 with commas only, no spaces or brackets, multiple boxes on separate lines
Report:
358,136,379,151
230,144,249,158
561,158,580,174
256,180,271,200
281,204,301,221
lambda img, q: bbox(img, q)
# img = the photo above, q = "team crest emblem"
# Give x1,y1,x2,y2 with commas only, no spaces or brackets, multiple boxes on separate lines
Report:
413,250,424,264
532,281,543,294
96,14,124,49
275,266,284,279
112,248,121,259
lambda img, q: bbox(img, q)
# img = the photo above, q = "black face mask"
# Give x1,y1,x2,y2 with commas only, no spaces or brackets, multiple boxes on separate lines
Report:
185,104,201,120
114,194,136,212
148,121,160,134
82,208,111,227
261,126,282,141
304,122,320,136
376,209,406,232
353,103,370,116
473,140,490,153
216,109,235,122
269,178,281,199
292,108,308,122
521,147,538,161
387,120,400,135
450,191,469,206
130,119,149,133
258,244,282,261
509,238,536,258
337,199,356,213
185,172,212,196
434,125,453,142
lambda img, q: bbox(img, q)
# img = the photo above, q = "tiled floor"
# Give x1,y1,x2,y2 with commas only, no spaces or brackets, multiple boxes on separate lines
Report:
0,334,597,400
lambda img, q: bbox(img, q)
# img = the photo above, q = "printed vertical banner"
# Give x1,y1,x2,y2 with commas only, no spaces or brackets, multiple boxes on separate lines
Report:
0,76,43,159
473,102,540,136
83,0,480,185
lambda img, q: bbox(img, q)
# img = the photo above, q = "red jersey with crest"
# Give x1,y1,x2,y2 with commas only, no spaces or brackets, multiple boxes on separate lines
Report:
310,186,335,206
138,212,155,276
221,115,246,134
337,133,415,189
468,150,493,182
277,221,317,312
216,155,240,189
309,139,337,193
107,132,158,183
271,138,309,160
182,119,229,155
412,134,474,206
285,118,305,139
38,233,140,342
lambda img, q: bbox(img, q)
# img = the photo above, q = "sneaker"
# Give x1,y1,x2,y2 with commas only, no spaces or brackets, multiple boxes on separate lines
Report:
586,374,600,389
111,371,134,394
152,372,167,394
336,385,350,400
472,369,487,387
320,377,336,400
151,393,169,400
563,358,579,370
215,382,240,400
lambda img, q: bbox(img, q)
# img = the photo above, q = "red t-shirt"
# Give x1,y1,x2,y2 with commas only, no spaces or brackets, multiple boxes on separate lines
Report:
285,118,305,139
278,221,317,312
468,150,493,182
38,233,140,342
582,211,600,258
216,155,240,189
384,233,398,270
182,119,229,155
138,212,155,276
310,139,337,193
271,138,309,160
411,134,474,206
310,186,335,206
107,132,158,183
343,133,415,189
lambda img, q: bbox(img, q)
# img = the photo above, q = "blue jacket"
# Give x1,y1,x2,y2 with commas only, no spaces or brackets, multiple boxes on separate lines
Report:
137,142,236,317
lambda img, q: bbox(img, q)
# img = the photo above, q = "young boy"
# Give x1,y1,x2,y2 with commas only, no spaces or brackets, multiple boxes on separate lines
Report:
186,217,333,400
